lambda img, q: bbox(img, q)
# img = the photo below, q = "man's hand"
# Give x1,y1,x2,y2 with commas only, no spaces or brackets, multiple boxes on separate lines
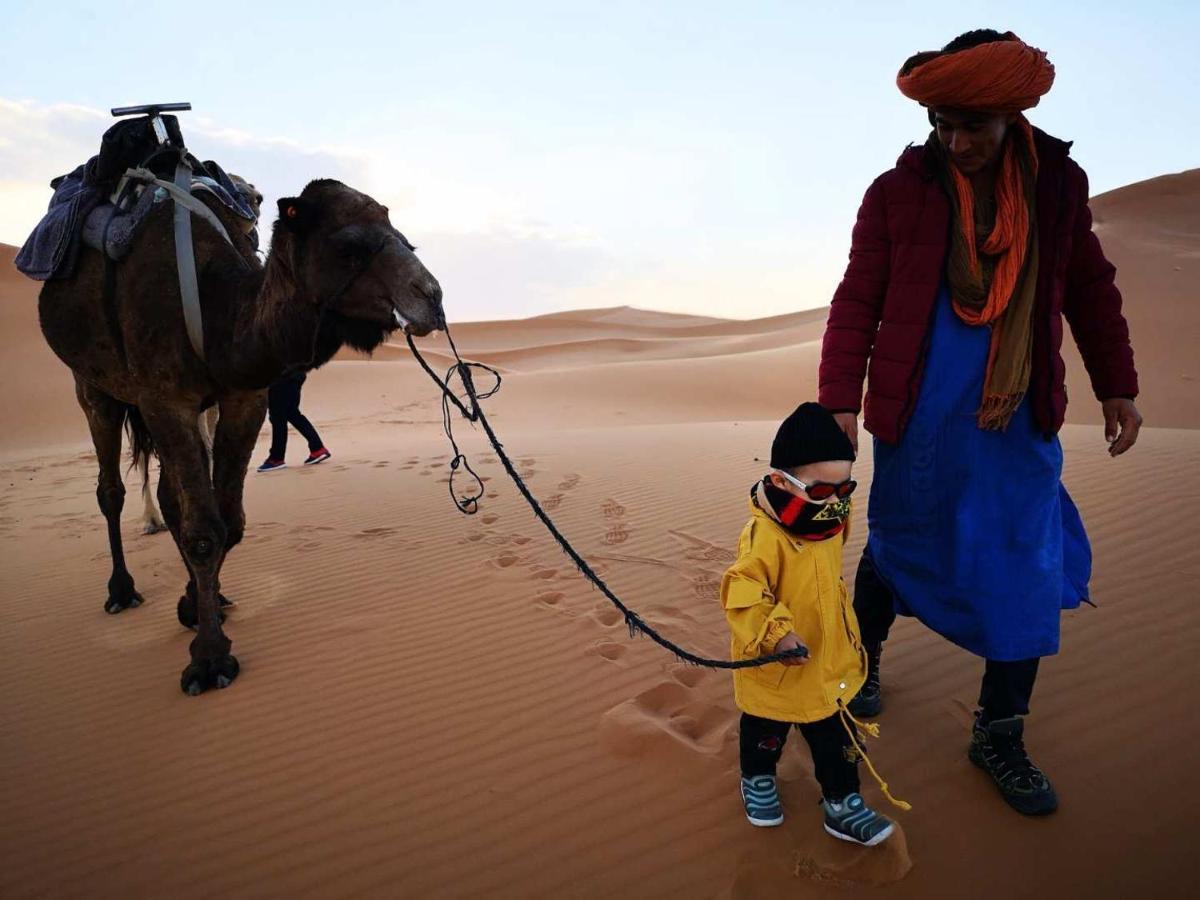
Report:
833,412,859,455
1102,398,1143,457
773,632,809,666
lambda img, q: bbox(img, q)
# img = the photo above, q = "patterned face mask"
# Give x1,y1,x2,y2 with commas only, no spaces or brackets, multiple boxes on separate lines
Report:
761,478,851,541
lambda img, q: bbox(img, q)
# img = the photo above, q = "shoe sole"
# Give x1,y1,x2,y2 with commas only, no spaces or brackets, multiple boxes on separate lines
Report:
968,748,1058,816
745,814,784,827
304,456,330,466
257,466,287,473
824,821,894,847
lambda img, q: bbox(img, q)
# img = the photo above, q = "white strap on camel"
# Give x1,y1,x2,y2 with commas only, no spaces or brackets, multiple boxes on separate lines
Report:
123,163,235,361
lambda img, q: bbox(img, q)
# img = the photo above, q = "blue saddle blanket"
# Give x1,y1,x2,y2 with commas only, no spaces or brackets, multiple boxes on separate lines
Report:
15,160,256,281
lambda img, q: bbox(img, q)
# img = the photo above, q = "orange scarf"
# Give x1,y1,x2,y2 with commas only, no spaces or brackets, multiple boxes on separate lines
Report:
935,117,1040,430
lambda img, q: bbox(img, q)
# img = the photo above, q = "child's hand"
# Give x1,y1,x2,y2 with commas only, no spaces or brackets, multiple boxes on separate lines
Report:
774,633,809,666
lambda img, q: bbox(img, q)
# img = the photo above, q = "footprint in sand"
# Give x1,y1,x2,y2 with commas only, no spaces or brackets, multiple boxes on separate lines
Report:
534,590,565,608
590,603,623,628
601,499,626,519
542,494,564,510
482,514,500,525
604,523,631,545
669,530,736,564
593,640,628,665
357,526,398,538
558,473,582,491
599,681,732,759
690,571,721,601
670,666,706,688
531,567,559,581
492,551,521,569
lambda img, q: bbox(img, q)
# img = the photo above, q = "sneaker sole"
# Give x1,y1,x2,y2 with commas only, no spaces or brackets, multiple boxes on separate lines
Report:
303,457,330,466
824,821,894,847
257,466,287,473
746,814,784,827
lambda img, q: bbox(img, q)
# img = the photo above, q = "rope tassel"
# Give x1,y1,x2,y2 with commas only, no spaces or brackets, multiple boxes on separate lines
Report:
837,703,912,811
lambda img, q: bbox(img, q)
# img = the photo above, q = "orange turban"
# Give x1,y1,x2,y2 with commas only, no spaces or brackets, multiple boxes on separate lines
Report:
896,32,1054,112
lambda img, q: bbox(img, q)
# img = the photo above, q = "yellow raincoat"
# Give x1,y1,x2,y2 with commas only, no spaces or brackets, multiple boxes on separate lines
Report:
721,496,866,724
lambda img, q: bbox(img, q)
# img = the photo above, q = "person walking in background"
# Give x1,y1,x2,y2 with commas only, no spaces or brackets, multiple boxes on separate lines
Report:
257,372,331,472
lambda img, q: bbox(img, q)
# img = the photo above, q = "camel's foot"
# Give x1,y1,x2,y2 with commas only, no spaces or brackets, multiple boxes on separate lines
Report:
176,591,231,630
104,572,144,614
180,654,240,696
142,517,168,535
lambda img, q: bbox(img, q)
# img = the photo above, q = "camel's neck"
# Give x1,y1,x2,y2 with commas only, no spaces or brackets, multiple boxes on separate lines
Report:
226,246,325,389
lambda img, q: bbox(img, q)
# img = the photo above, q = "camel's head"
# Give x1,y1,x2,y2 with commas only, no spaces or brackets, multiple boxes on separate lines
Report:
274,179,444,351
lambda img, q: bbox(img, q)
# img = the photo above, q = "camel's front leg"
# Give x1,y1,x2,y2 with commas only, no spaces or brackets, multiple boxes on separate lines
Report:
143,406,239,695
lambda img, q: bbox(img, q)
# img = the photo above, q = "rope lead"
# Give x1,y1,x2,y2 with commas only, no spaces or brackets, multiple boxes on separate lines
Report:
405,329,809,671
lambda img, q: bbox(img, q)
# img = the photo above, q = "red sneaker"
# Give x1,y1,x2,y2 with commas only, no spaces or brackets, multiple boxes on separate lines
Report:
304,448,332,466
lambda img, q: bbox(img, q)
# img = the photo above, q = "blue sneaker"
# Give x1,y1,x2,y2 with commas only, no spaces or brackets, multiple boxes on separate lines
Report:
822,793,894,846
256,457,287,473
740,775,784,827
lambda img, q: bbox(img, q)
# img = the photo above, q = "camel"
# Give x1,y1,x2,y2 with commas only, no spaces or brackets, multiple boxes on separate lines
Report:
39,178,443,695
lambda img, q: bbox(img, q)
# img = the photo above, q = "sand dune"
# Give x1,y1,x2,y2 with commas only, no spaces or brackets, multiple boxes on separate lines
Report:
1,166,1195,898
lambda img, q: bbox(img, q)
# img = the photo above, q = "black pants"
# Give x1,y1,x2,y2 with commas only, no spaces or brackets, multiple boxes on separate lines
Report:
853,549,1040,723
740,712,860,802
267,374,323,459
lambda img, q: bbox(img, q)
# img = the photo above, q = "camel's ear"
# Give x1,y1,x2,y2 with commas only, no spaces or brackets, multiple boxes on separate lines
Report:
277,197,319,233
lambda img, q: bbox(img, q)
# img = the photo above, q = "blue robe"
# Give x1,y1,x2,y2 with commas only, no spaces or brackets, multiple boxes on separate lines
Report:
865,285,1091,661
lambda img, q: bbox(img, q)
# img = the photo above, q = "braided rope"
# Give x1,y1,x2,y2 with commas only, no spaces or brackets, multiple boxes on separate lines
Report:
405,328,808,669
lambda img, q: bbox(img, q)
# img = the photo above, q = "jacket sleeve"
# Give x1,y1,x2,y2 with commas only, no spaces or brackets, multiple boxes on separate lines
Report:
819,176,892,414
720,526,794,657
1062,167,1140,401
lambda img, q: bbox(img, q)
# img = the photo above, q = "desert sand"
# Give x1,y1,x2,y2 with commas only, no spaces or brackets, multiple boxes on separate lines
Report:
1,170,1196,898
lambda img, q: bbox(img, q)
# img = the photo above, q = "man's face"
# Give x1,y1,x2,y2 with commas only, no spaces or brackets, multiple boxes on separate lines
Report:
933,108,1014,176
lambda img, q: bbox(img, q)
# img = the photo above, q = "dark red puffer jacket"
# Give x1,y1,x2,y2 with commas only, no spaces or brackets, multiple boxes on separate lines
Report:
818,127,1138,445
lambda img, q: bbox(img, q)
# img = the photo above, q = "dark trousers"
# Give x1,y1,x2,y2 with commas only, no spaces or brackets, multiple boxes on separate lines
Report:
853,549,1040,723
740,712,860,802
267,374,323,459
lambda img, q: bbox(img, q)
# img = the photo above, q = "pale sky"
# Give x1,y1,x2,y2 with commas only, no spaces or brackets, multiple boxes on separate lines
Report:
2,0,1196,320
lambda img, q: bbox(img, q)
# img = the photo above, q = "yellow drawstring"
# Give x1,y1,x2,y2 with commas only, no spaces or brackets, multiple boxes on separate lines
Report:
837,702,912,811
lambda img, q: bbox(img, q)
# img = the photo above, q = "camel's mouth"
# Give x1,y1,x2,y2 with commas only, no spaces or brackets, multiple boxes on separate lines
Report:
390,307,438,338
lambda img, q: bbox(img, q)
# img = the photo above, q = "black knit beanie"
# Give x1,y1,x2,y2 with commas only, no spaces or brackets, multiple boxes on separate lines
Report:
769,403,856,469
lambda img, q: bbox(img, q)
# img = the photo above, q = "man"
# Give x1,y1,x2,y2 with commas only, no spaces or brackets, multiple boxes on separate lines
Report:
818,29,1142,816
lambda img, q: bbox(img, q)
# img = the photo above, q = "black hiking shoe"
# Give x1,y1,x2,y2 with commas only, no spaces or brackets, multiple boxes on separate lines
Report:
968,714,1058,816
847,642,882,718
